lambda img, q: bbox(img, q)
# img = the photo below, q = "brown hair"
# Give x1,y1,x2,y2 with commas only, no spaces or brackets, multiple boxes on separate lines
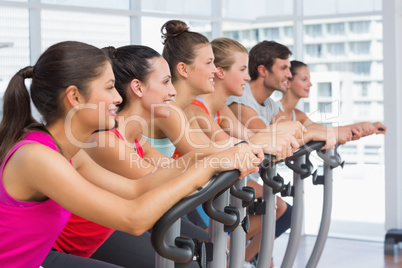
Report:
289,60,308,81
211,37,248,70
103,45,161,111
161,20,210,83
248,40,292,81
0,41,110,163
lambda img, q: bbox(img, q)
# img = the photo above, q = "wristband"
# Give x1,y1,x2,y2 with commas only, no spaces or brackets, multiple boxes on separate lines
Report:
234,140,249,147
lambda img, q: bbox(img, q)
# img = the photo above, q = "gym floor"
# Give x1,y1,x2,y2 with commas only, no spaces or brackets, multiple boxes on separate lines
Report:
272,234,402,268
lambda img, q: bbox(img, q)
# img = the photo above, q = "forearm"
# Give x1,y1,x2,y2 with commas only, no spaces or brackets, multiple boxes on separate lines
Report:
221,119,258,141
178,140,237,164
303,128,326,143
122,160,218,233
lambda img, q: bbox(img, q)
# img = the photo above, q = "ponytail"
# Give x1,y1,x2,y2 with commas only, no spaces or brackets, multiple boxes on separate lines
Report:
0,66,38,163
161,20,210,83
103,45,161,112
0,41,110,163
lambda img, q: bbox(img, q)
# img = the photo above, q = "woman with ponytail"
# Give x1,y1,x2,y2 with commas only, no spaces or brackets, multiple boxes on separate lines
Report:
141,19,233,158
0,41,260,268
53,45,215,268
143,20,299,161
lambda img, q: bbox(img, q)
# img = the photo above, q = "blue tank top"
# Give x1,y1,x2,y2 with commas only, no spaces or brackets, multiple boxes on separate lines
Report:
142,136,175,158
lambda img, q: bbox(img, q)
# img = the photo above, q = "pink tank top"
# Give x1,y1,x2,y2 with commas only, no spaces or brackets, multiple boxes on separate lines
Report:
0,131,71,267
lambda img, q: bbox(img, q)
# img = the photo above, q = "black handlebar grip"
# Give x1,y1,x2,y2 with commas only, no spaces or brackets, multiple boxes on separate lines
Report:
151,170,240,264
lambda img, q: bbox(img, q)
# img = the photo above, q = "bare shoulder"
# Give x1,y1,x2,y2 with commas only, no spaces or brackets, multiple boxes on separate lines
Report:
294,109,309,122
152,102,188,138
3,142,76,201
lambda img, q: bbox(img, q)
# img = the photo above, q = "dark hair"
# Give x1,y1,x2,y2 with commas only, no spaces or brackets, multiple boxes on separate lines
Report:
103,45,161,111
161,20,210,83
248,40,292,81
211,37,248,70
289,60,308,81
0,41,110,163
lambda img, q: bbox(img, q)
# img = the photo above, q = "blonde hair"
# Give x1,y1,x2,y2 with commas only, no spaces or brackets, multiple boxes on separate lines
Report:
211,37,248,70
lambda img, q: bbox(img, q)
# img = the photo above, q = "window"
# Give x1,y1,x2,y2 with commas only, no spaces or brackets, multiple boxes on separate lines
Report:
341,144,358,155
361,83,369,96
328,62,350,72
305,24,322,38
318,101,332,113
225,30,240,40
353,62,371,75
327,43,345,56
189,21,212,40
303,0,381,16
283,26,293,38
317,82,332,97
349,21,370,34
248,0,293,17
142,0,212,16
353,82,370,97
0,7,29,90
264,27,280,40
41,10,130,50
304,102,310,113
327,22,345,35
355,101,371,117
305,44,322,58
365,145,381,155
252,29,260,42
350,41,371,55
42,0,129,9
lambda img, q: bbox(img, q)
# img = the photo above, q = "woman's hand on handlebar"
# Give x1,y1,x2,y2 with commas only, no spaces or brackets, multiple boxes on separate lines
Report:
335,126,353,144
323,127,337,149
351,121,377,140
206,143,263,180
269,121,307,141
303,127,336,149
372,122,386,134
249,132,300,161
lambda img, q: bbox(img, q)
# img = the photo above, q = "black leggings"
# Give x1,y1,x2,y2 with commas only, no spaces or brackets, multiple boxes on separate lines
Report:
42,248,122,268
90,218,209,268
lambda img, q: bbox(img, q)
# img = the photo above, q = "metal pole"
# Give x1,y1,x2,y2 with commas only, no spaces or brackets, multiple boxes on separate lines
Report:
209,190,230,268
281,155,305,268
256,166,277,268
229,179,247,267
155,220,181,268
307,148,334,267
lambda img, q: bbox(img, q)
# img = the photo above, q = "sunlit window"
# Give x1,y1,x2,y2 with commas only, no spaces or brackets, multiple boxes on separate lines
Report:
327,22,345,35
327,43,345,56
349,21,371,34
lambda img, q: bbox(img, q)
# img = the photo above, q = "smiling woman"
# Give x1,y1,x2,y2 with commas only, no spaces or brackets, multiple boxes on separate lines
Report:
53,45,181,266
71,64,121,133
46,44,260,268
141,19,234,159
0,41,260,268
